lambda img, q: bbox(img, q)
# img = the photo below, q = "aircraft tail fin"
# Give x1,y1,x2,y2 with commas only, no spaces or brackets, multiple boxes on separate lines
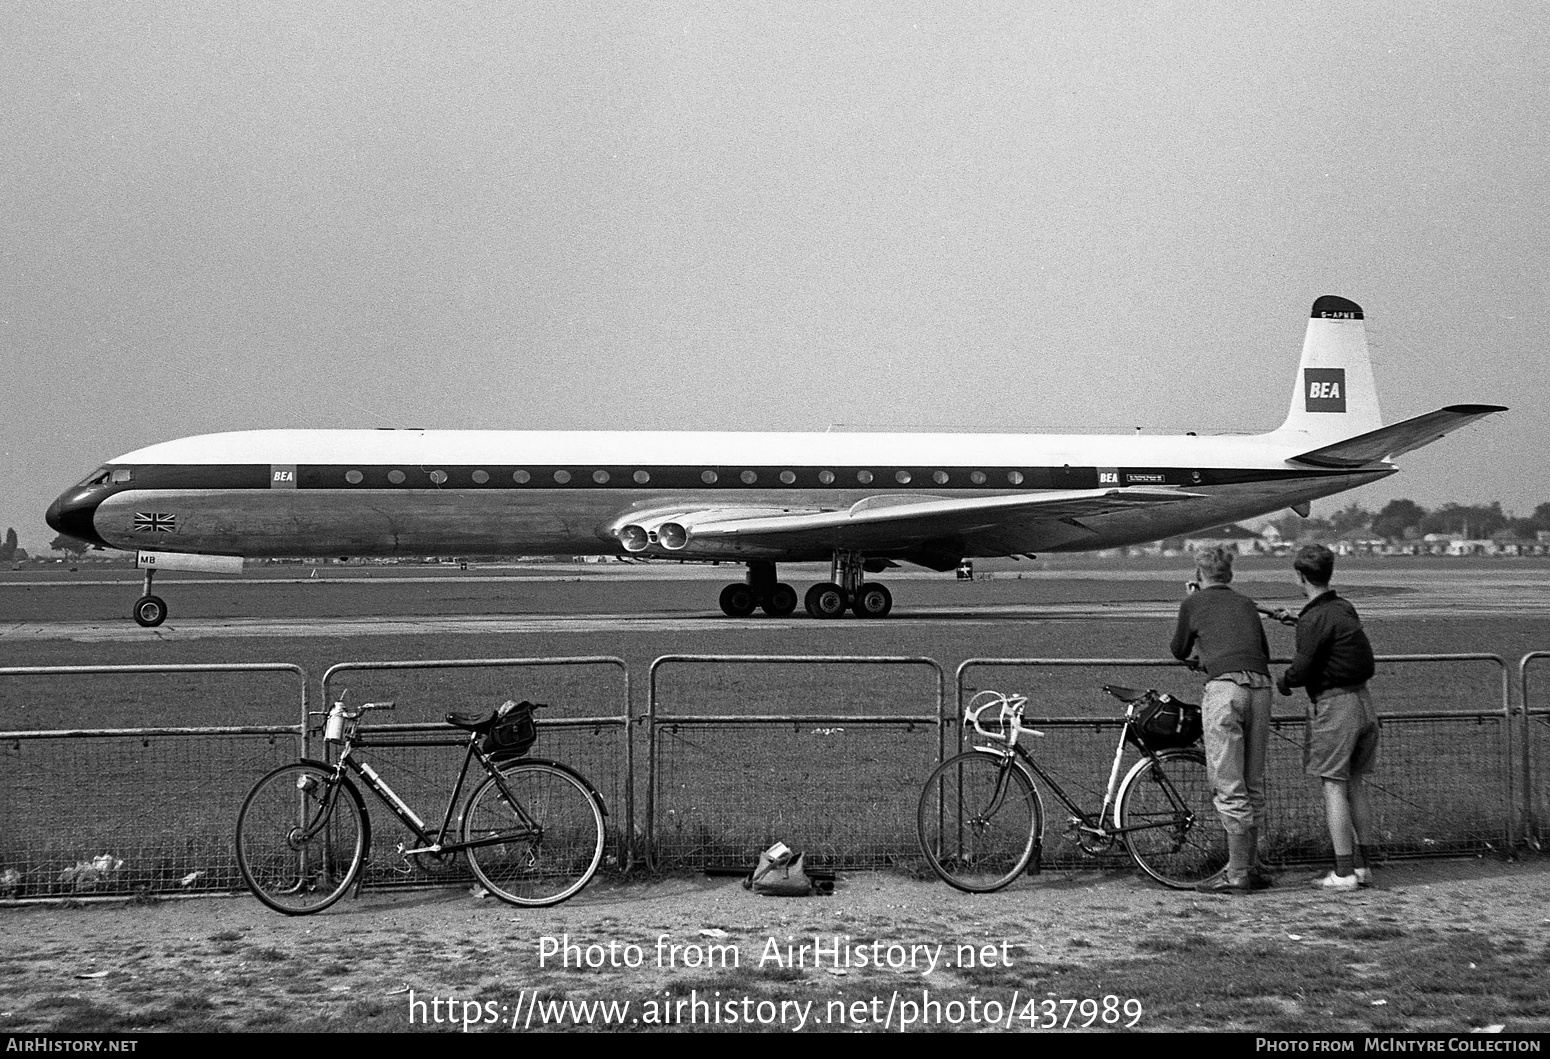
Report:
1270,295,1382,446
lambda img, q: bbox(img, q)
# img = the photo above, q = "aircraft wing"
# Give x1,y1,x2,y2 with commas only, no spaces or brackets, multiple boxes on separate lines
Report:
677,487,1203,558
1289,404,1507,468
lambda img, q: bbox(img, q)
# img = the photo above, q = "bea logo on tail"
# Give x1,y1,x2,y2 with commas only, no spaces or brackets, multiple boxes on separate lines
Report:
1304,368,1346,412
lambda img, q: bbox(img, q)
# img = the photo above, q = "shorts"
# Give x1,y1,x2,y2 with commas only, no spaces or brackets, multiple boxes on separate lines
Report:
1303,685,1379,782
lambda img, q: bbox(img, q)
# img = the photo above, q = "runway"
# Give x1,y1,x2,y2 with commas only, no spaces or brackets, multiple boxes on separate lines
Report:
8,594,1550,642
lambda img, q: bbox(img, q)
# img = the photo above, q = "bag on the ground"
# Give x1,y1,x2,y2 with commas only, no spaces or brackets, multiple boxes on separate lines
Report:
1131,691,1202,751
745,841,814,897
482,699,540,760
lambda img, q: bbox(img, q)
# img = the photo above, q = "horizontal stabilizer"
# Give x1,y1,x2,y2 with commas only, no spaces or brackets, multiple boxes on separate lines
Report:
1288,405,1506,468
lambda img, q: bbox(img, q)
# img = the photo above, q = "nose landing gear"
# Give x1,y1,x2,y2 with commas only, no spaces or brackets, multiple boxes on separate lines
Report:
133,567,168,627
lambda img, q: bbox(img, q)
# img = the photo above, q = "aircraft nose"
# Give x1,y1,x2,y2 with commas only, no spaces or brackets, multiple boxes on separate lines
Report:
46,487,110,549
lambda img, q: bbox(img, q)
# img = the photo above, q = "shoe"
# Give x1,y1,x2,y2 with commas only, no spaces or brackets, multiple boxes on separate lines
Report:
1195,870,1253,894
1313,870,1359,891
1354,867,1373,888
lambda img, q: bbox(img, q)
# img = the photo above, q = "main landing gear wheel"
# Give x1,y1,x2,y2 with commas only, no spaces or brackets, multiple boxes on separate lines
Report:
718,583,758,617
852,583,893,619
761,583,798,617
133,595,168,627
804,583,848,619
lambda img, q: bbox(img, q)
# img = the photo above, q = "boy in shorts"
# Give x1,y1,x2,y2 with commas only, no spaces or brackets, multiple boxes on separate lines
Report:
1272,544,1379,890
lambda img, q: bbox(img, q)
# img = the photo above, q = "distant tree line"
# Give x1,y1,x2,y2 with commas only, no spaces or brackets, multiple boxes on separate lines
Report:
1268,501,1550,544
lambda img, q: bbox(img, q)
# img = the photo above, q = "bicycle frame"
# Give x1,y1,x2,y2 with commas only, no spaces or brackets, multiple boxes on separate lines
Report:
966,698,1189,844
317,727,544,861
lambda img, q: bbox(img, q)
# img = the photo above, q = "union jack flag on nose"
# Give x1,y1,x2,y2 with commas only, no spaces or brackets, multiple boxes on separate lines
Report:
132,512,178,532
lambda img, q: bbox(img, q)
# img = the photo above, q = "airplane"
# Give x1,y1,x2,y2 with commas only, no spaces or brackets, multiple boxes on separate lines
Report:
46,295,1504,627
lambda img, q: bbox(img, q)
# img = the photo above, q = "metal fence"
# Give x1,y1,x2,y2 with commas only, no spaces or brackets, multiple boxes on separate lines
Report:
318,657,631,885
0,650,1537,902
0,664,308,900
646,655,945,872
956,654,1514,867
1518,652,1550,848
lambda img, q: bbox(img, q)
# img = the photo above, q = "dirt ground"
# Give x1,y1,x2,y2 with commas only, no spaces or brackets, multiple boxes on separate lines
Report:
2,856,1548,1034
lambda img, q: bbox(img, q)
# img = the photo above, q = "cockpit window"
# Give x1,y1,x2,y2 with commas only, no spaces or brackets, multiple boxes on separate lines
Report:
111,468,134,484
77,468,111,487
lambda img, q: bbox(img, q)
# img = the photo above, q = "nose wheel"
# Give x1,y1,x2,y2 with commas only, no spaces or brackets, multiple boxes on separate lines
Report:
133,594,168,627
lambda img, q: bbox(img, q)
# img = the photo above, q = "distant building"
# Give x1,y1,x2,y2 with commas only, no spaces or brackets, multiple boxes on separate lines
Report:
1178,524,1267,556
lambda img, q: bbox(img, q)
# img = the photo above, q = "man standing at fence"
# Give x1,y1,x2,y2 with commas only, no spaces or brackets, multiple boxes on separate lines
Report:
1170,545,1274,893
1272,543,1379,891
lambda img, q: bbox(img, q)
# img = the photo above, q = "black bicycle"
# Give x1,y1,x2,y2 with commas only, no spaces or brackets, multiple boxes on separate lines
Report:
235,693,607,914
917,685,1224,892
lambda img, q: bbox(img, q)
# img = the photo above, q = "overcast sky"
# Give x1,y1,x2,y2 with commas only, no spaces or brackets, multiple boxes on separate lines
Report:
3,2,1545,553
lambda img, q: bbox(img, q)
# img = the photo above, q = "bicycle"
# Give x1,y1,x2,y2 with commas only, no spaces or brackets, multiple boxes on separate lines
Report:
917,685,1224,892
235,693,608,914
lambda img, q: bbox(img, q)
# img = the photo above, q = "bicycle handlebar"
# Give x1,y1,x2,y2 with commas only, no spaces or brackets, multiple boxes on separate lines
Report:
321,691,395,742
963,690,1043,746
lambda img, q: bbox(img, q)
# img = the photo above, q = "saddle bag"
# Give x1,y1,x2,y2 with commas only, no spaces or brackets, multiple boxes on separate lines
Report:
482,699,540,760
1131,691,1202,752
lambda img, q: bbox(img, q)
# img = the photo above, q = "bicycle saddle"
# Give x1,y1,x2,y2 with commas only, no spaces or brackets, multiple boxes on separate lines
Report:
444,709,500,733
1102,684,1152,703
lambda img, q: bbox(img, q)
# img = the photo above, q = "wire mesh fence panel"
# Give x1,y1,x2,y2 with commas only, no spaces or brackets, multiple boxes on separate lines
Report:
1344,713,1512,857
0,732,298,899
1529,709,1550,848
648,656,944,872
651,721,939,872
319,658,630,889
1520,652,1550,847
0,665,306,901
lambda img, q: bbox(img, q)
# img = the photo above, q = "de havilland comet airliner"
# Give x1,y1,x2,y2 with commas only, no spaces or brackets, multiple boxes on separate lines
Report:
47,296,1504,627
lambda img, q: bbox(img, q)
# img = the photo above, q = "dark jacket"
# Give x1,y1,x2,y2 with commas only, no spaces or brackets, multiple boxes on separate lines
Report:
1279,590,1375,701
1170,584,1271,678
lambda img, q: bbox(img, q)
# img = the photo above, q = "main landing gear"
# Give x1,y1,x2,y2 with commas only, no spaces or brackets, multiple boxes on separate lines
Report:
133,567,168,627
717,554,893,620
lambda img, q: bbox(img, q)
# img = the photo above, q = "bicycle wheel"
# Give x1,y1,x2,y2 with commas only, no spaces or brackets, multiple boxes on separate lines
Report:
917,751,1043,893
462,760,606,907
1116,748,1226,888
236,761,367,915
